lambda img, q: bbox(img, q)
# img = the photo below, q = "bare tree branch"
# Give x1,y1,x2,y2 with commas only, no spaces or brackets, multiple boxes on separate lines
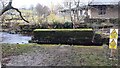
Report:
0,0,29,23
12,7,29,23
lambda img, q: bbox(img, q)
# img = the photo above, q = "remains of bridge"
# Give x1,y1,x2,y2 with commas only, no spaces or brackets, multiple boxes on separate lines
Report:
29,29,109,45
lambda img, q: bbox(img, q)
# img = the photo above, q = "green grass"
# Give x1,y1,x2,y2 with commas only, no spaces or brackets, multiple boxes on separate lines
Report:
2,43,61,58
2,43,36,58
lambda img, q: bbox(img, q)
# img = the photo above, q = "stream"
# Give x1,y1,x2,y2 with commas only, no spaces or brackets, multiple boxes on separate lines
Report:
0,32,32,44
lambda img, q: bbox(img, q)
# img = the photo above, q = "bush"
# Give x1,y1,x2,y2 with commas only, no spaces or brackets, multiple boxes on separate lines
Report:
63,22,73,28
31,29,105,45
40,23,49,29
52,21,63,29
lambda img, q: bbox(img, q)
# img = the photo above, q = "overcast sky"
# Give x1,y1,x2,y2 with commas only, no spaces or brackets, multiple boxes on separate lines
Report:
12,0,63,8
12,0,92,8
11,0,120,8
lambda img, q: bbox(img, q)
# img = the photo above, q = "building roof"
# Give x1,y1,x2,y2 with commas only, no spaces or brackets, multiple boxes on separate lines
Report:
89,0,119,5
89,2,118,6
90,0,119,3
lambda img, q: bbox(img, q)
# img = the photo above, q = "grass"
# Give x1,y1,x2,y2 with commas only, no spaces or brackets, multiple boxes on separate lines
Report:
2,43,119,66
2,43,60,58
70,46,118,66
2,43,36,58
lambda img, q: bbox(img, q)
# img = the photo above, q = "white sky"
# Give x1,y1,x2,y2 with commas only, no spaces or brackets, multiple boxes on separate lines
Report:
12,0,119,8
12,0,93,8
12,0,64,8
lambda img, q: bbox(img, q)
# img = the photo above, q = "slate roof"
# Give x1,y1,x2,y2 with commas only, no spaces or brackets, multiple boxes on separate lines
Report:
88,0,119,5
89,2,118,5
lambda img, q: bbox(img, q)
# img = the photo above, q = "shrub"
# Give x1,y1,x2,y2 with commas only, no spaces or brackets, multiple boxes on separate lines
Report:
52,21,63,29
63,22,73,28
40,23,49,29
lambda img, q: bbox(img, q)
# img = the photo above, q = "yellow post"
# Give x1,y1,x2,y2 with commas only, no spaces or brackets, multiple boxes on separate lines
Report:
109,29,118,59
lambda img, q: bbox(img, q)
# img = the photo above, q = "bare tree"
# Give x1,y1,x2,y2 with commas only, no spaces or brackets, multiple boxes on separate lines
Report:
35,4,43,16
43,6,50,18
0,0,29,23
35,3,50,23
63,0,79,28
0,0,8,24
62,0,90,28
28,5,36,23
0,0,8,8
63,0,73,22
53,4,64,15
35,4,50,17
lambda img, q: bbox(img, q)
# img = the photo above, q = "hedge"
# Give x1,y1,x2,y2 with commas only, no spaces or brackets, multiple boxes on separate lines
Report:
31,29,108,45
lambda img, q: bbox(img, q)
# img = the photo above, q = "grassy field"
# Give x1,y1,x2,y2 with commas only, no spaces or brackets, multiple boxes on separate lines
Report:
1,43,119,66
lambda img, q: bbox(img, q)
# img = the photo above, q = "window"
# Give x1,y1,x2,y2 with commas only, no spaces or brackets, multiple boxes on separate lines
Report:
98,6,107,15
